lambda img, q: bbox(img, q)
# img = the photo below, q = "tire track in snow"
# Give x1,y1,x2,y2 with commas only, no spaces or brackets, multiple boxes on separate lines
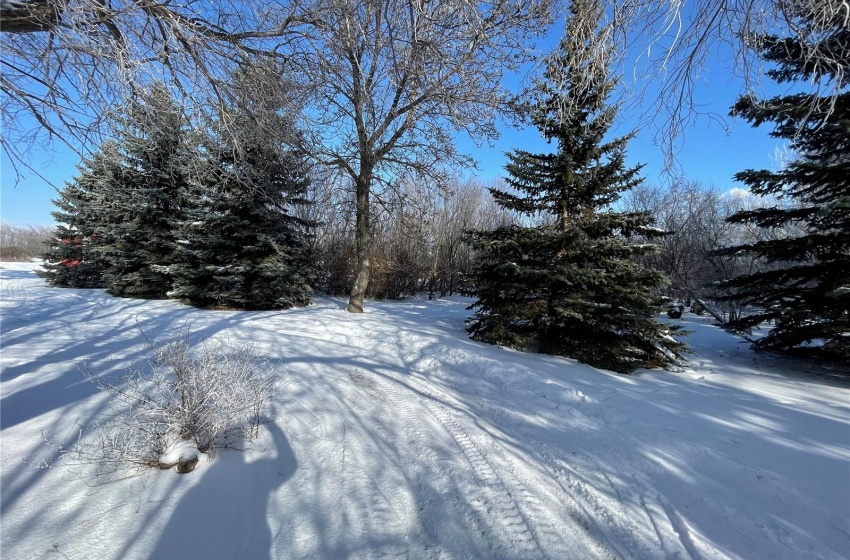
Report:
657,494,704,560
421,349,623,560
397,372,545,559
378,331,622,560
638,491,685,560
0,276,28,318
340,419,411,560
341,367,442,558
428,397,544,558
273,374,319,443
278,367,416,558
546,453,636,560
372,366,528,558
637,489,718,560
367,368,468,558
553,404,720,560
546,443,713,560
279,387,325,440
342,376,409,531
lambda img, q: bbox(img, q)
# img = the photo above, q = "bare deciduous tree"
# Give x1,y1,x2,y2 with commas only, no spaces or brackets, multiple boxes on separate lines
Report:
309,174,514,299
622,179,797,321
418,177,514,298
284,0,553,312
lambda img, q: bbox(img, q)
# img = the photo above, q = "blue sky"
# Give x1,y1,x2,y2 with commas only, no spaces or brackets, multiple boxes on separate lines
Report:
457,96,782,188
1,14,785,227
0,91,782,227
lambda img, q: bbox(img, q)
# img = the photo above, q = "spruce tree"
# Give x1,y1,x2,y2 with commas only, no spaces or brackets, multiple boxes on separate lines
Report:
39,146,120,288
168,67,316,310
96,86,190,299
466,0,685,373
715,9,849,359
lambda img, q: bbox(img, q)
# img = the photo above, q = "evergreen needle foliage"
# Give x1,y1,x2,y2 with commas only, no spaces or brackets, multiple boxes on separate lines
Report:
40,147,120,288
96,85,190,300
168,150,315,310
715,7,849,359
465,0,686,373
167,66,316,310
41,72,316,311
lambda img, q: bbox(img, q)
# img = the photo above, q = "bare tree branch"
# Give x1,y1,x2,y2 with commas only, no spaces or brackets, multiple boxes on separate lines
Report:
1,0,297,178
601,0,849,169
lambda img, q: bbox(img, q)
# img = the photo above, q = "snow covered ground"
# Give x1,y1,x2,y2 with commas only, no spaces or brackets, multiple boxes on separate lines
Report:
2,260,848,560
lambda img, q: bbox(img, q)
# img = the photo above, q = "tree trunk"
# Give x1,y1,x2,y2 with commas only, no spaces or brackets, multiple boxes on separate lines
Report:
347,174,372,313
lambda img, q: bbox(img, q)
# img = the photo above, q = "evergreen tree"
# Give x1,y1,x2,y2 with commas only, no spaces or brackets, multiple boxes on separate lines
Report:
95,86,190,299
465,0,685,373
168,67,316,310
715,8,849,359
39,146,120,288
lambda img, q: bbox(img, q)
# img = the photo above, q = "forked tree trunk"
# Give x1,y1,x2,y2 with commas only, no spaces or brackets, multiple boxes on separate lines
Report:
347,173,372,313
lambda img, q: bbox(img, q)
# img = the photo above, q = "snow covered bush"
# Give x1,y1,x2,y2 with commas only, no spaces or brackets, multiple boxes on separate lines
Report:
58,334,275,478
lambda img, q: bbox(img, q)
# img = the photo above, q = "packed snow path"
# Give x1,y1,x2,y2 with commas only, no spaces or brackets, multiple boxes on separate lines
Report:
2,262,848,559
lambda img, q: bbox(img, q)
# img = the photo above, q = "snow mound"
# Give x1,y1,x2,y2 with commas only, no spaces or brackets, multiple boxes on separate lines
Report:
159,441,202,473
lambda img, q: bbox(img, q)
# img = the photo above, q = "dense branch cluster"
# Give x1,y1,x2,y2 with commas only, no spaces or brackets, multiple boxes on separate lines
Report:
621,181,797,322
52,335,276,479
1,0,295,177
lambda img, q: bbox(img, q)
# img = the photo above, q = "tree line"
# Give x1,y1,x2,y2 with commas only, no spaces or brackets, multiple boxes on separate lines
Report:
36,0,848,369
38,65,513,308
0,223,53,261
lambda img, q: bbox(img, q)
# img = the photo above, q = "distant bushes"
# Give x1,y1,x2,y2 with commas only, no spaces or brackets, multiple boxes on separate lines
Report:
311,176,514,300
0,223,52,261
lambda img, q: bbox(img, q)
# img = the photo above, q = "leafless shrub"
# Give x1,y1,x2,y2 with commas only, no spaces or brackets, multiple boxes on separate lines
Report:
621,179,801,322
312,175,514,299
51,332,275,480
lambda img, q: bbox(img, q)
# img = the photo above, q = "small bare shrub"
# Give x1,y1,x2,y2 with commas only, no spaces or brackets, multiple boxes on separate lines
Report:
53,333,275,479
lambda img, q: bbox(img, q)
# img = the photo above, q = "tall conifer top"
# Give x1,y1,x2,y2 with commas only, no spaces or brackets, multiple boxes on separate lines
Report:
492,0,642,233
